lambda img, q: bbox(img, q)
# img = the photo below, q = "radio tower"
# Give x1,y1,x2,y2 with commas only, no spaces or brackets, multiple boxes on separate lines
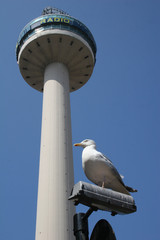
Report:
16,7,96,240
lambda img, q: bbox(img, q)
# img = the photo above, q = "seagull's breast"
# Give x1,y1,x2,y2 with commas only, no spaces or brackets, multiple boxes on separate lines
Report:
82,147,114,186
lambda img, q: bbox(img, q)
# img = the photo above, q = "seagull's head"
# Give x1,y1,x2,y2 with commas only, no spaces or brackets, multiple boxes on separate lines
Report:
74,139,96,148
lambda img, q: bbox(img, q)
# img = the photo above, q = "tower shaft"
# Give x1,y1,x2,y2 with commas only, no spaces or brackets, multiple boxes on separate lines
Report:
16,7,96,239
35,63,75,240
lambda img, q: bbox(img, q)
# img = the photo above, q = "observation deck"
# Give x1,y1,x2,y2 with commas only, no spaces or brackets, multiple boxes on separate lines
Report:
16,7,97,92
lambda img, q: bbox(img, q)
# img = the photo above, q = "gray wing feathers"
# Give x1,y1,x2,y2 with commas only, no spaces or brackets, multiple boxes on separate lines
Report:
96,153,126,186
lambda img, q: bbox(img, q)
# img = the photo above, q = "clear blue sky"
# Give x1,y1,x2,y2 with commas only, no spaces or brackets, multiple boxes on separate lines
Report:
1,0,159,239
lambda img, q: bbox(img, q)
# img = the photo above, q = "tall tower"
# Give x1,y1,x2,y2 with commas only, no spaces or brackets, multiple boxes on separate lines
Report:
16,7,96,240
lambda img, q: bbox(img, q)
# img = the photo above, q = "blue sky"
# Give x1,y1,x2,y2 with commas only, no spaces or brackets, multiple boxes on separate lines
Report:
1,0,160,239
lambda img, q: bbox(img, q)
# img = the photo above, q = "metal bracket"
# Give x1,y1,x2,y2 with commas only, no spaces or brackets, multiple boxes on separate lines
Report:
73,207,97,240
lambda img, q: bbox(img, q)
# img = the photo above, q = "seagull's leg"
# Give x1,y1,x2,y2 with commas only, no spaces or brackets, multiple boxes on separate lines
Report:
102,176,106,188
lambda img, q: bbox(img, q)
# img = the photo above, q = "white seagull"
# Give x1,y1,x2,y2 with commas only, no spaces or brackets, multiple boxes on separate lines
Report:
74,139,137,195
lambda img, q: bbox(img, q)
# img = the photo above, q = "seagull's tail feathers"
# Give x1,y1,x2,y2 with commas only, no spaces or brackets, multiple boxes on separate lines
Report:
125,185,138,193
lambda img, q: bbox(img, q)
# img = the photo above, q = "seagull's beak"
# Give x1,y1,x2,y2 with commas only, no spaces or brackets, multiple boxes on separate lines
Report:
74,143,82,147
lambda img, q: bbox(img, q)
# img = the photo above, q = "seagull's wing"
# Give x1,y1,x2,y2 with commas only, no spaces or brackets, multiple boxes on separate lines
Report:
94,152,137,193
95,153,126,186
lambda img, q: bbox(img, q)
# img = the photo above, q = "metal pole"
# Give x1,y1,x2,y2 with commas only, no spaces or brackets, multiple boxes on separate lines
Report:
74,213,89,240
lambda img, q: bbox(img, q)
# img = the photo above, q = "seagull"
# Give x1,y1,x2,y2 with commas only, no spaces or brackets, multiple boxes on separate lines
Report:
74,139,137,195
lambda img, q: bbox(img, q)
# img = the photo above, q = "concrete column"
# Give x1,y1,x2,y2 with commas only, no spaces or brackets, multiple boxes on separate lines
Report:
35,62,75,240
